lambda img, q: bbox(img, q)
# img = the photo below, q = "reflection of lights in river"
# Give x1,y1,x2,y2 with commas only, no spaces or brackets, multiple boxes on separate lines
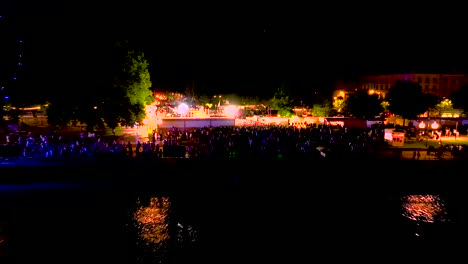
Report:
133,197,171,249
401,194,448,223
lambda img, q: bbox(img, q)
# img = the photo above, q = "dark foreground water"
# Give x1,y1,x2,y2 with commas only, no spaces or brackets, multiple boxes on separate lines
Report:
0,159,466,263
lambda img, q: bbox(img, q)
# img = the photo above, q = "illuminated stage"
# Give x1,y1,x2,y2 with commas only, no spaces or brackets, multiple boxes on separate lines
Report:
157,117,235,130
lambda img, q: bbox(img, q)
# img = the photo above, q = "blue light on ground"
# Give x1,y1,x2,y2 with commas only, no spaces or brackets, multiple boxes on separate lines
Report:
0,183,84,193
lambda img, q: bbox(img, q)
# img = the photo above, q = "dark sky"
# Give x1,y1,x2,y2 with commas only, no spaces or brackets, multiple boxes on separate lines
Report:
2,2,468,100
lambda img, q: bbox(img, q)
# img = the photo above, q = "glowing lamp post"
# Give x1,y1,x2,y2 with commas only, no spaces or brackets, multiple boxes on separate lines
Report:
432,121,440,147
418,121,426,145
421,121,439,147
213,95,222,115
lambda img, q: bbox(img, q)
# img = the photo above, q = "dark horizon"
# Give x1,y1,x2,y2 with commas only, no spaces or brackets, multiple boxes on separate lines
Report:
2,12,468,100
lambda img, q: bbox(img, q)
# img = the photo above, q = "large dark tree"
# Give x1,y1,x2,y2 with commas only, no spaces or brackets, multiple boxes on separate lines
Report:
107,41,154,128
450,84,468,115
387,81,427,126
423,92,443,118
345,89,383,119
45,100,78,129
46,40,154,130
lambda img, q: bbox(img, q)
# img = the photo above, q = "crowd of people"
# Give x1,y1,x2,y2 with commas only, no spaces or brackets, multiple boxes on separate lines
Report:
1,123,382,161
1,122,468,163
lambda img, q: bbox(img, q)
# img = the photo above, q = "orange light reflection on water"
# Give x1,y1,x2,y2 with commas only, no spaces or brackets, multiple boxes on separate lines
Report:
133,197,171,249
401,194,448,223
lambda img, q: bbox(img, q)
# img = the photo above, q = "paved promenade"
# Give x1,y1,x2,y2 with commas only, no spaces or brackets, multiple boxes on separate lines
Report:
385,135,468,160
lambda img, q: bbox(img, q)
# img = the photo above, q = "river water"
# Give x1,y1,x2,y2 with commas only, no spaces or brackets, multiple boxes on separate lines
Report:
0,160,465,262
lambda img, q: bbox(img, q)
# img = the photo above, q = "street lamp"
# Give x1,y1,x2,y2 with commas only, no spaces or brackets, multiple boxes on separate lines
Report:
419,121,427,147
431,121,440,144
213,95,222,115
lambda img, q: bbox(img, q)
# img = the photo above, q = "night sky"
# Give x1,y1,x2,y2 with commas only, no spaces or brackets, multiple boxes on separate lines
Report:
2,3,468,101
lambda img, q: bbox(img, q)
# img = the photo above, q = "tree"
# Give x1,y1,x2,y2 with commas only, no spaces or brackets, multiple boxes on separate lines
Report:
434,98,459,117
332,94,346,115
105,42,154,129
345,89,383,119
387,81,427,126
450,84,468,115
46,96,82,129
195,94,212,111
239,96,261,106
311,99,332,117
270,84,294,118
46,40,154,131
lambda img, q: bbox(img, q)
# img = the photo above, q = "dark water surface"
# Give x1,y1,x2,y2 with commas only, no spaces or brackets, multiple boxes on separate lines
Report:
0,160,466,262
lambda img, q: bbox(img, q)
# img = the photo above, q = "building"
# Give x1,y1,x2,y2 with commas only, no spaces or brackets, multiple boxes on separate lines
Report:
334,73,468,99
360,73,468,99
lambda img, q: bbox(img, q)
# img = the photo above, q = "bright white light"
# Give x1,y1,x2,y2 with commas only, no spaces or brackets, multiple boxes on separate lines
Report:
177,103,189,116
224,105,239,118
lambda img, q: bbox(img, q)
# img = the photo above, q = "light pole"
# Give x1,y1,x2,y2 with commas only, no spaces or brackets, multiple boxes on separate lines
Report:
419,121,427,147
431,121,440,147
213,95,221,115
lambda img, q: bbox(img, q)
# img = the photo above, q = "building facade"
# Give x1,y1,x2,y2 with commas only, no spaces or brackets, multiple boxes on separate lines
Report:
360,73,468,99
334,73,468,99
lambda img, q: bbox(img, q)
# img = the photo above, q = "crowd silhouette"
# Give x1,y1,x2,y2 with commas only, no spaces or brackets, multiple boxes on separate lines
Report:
1,122,468,163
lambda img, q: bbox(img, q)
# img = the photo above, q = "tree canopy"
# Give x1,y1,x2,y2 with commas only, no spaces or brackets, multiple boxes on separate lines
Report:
345,89,383,119
270,84,294,117
450,84,468,115
387,81,428,120
46,40,154,130
311,100,332,117
109,44,154,127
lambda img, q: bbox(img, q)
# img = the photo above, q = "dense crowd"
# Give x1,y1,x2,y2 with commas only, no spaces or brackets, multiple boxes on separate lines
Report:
0,123,381,161
1,123,468,162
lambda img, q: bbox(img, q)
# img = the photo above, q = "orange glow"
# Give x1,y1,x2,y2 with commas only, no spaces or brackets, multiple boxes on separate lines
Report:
154,94,167,100
402,195,447,223
11,106,42,111
192,110,208,118
328,121,344,127
133,197,171,249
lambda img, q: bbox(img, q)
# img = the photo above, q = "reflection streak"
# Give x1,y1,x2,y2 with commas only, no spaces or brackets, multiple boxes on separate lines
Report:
133,197,171,249
402,194,448,223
